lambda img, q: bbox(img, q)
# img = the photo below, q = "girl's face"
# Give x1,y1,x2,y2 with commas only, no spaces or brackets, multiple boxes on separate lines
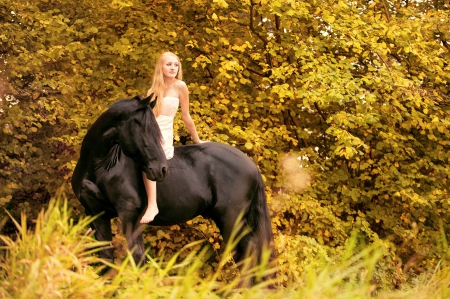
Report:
162,56,179,79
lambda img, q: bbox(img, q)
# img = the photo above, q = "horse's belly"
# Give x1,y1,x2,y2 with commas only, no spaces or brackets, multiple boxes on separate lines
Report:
156,169,211,222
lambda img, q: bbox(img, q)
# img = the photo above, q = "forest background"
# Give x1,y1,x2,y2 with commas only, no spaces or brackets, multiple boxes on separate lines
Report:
0,0,449,294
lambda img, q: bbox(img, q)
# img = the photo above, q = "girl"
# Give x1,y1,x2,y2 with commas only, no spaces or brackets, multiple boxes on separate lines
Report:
140,52,206,223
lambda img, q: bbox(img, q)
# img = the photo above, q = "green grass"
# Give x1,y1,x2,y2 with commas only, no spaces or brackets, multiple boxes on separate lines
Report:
0,198,449,298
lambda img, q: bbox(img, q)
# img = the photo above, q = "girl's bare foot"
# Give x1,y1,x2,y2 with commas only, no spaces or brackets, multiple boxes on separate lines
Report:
140,204,159,223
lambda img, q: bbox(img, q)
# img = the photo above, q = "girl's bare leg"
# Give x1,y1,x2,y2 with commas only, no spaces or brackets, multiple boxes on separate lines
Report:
140,172,159,223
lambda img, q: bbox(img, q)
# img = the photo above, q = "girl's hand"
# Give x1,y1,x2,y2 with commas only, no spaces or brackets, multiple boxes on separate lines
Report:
195,139,210,144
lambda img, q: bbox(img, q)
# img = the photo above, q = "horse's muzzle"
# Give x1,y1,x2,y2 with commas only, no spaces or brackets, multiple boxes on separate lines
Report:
161,166,168,178
144,165,168,182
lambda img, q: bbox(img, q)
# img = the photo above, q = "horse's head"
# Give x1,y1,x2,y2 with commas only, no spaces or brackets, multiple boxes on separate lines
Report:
105,94,168,181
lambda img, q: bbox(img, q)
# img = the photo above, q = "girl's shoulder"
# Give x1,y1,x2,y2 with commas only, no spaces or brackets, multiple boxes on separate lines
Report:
174,80,189,94
174,79,187,88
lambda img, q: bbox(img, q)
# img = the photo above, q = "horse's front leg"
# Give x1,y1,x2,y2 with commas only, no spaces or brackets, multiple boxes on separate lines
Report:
117,207,146,265
79,179,115,263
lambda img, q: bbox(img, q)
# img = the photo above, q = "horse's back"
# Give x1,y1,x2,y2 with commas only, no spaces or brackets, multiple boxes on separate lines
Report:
173,142,259,188
175,142,257,172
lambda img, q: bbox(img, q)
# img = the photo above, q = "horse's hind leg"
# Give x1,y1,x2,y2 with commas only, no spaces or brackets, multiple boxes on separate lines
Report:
211,208,252,261
211,175,274,286
79,179,115,263
211,210,256,286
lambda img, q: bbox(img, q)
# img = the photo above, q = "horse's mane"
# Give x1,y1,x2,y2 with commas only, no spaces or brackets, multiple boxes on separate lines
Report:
94,143,121,171
141,104,163,144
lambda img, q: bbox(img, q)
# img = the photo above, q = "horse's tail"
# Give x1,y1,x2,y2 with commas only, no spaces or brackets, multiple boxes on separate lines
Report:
244,171,275,265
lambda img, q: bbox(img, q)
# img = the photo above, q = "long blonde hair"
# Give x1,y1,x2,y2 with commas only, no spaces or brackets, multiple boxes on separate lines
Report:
147,52,183,117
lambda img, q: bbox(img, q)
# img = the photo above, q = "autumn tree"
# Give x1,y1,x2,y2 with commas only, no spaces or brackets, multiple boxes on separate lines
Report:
1,0,449,283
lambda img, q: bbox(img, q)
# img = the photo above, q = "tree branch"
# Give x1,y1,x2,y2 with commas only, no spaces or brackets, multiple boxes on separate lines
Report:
314,102,327,122
382,0,391,22
289,111,309,149
249,0,269,45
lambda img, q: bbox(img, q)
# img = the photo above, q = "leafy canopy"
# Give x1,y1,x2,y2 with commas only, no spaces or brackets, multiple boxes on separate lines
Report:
0,0,449,284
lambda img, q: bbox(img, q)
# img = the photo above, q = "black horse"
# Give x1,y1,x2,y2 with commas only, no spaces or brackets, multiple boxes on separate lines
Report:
71,95,274,281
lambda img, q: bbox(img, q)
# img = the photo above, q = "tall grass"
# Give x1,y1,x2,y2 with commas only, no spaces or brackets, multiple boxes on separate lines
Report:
0,199,113,298
0,197,449,298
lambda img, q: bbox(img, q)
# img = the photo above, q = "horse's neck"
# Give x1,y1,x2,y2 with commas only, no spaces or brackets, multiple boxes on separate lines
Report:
82,109,121,154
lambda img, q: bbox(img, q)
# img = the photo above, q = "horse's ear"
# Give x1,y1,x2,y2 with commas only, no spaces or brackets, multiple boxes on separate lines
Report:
138,93,156,109
149,96,157,109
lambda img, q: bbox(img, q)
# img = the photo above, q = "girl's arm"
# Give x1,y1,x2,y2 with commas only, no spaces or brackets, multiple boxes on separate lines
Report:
178,81,204,144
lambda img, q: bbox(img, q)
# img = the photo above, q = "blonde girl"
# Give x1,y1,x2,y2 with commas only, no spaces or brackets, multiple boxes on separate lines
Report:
140,52,206,223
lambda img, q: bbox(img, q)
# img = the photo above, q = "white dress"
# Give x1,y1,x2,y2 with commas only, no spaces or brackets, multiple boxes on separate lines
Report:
156,96,179,160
